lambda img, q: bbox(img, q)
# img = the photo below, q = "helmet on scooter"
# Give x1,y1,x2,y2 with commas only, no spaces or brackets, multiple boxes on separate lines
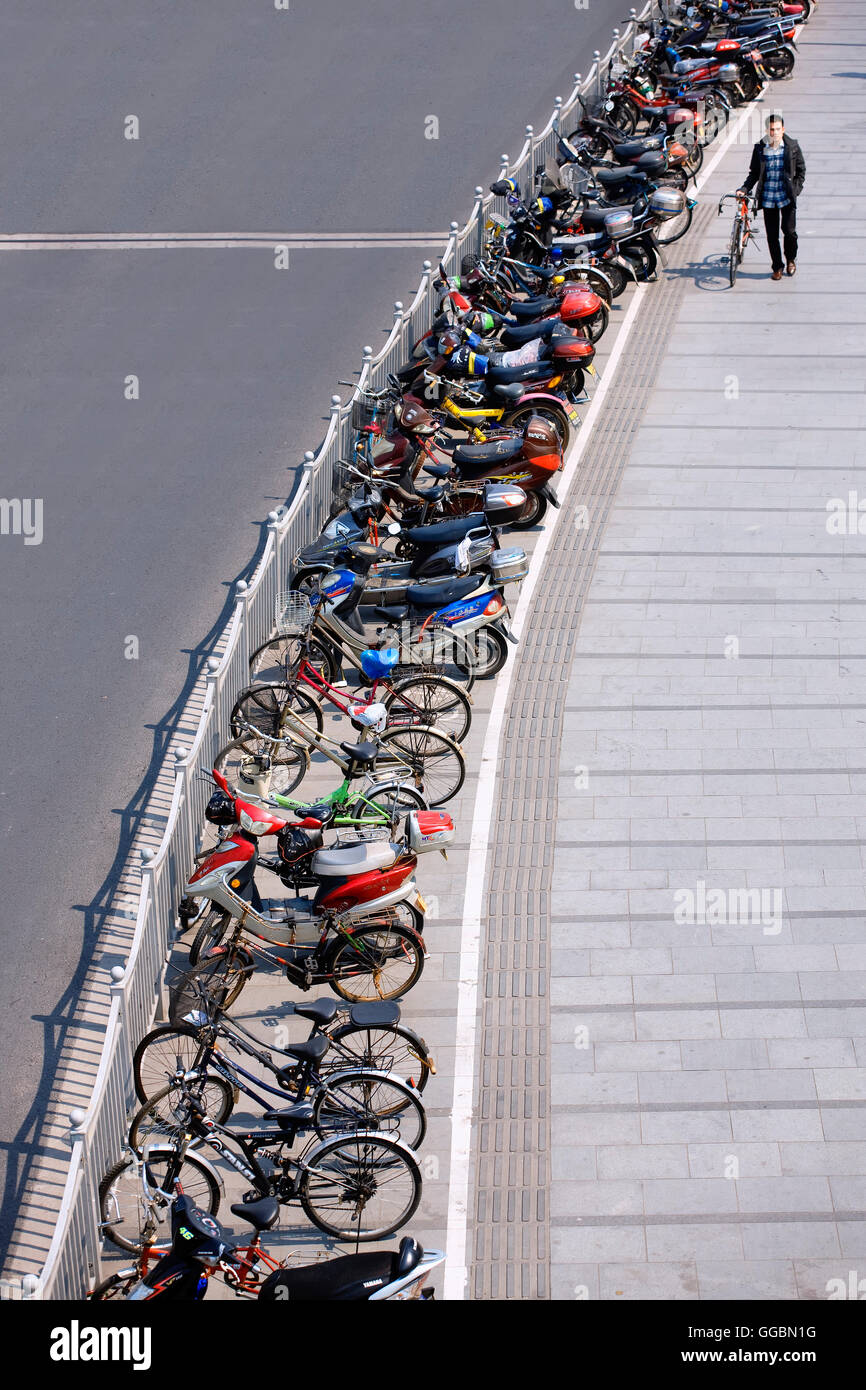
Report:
360,647,399,681
438,329,463,357
392,399,438,436
205,789,236,826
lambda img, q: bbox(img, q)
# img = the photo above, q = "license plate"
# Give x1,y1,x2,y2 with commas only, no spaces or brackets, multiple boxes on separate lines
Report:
567,406,580,423
587,363,596,376
415,894,428,914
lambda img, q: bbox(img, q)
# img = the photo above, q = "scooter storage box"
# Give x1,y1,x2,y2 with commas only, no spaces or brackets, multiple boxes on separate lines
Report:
490,548,529,584
482,483,528,527
407,810,456,854
649,187,686,218
604,209,635,239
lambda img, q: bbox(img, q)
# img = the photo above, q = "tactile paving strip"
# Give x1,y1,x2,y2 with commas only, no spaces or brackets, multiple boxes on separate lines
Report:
470,207,714,1300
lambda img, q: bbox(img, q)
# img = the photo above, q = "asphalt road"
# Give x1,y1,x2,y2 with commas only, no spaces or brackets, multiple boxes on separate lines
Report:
0,0,626,1254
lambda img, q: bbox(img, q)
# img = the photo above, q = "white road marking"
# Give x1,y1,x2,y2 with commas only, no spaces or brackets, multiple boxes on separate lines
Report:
441,98,764,1301
0,231,448,252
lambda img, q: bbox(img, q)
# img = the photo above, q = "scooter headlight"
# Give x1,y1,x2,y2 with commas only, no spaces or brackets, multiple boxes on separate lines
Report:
239,808,273,834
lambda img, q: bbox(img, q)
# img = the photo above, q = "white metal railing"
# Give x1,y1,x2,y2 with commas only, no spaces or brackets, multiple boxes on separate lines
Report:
35,4,655,1300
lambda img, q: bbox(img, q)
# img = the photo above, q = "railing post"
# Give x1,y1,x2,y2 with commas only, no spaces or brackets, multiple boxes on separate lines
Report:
236,577,252,673
593,50,602,101
553,97,562,135
361,344,373,390
109,960,130,1045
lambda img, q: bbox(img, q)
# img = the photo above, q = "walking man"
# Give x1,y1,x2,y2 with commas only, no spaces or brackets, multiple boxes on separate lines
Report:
738,114,806,280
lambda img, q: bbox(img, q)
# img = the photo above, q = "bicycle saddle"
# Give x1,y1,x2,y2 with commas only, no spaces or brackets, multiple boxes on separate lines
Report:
277,1033,330,1066
230,1196,280,1232
338,740,379,765
292,997,340,1026
263,1099,316,1128
490,382,525,401
292,801,336,826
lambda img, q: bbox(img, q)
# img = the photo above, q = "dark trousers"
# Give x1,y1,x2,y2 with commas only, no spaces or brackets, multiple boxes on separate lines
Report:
763,203,798,271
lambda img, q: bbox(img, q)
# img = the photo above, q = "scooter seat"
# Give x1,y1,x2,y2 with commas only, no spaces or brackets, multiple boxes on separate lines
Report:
486,361,552,385
509,296,559,321
406,573,481,609
674,57,708,73
292,998,340,1026
500,316,558,348
452,438,523,467
578,206,610,230
597,165,644,186
403,512,487,546
312,838,397,874
636,151,666,176
614,138,662,160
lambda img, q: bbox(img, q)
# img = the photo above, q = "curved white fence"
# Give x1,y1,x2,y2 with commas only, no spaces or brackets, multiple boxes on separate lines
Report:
38,7,653,1299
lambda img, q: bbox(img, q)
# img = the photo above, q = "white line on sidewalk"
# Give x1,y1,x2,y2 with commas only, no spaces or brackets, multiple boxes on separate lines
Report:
441,96,764,1302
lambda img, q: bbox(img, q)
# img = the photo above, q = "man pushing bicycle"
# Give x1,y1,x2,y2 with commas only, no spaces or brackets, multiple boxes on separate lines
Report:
738,113,806,280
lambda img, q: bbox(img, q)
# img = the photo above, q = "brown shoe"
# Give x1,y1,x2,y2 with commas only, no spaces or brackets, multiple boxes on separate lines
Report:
771,269,783,280
786,261,796,276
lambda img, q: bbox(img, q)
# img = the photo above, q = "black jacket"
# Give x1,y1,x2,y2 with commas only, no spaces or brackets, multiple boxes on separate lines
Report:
742,134,806,209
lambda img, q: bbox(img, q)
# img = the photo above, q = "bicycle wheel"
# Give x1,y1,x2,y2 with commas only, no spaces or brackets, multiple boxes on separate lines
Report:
382,673,472,743
214,735,309,799
249,633,339,685
728,218,743,288
376,725,465,807
88,1271,142,1300
99,1151,220,1255
328,1021,434,1094
583,300,610,344
655,203,694,247
329,923,425,1002
134,1025,215,1104
298,1133,422,1241
231,683,324,740
348,779,428,824
188,907,232,968
313,1071,427,1150
128,1079,236,1156
169,945,255,1024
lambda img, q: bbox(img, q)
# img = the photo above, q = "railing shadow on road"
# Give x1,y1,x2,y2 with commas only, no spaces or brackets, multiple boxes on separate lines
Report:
0,511,285,1267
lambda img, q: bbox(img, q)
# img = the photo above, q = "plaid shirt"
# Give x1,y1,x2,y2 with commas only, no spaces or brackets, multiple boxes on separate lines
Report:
762,142,789,209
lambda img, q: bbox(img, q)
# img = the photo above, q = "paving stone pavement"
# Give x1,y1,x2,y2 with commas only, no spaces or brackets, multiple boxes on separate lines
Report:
547,5,866,1301
102,3,866,1302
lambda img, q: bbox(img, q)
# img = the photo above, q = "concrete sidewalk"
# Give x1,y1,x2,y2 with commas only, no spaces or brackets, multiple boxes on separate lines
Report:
548,3,866,1299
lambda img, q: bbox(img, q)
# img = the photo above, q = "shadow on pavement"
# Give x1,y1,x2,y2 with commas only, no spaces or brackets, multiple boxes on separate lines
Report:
0,507,288,1266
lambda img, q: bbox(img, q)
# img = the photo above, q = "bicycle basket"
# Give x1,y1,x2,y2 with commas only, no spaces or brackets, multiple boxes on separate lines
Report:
275,590,314,637
351,394,385,432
